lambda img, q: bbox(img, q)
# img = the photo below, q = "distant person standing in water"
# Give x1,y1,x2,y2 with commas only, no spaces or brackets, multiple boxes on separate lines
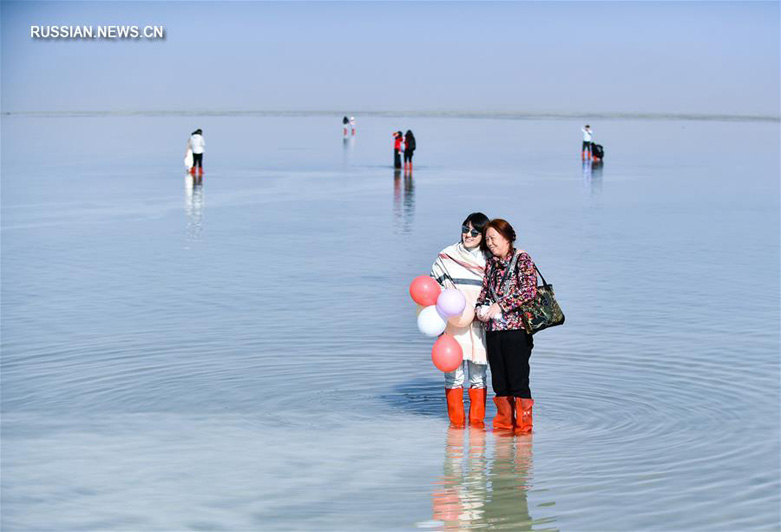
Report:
343,116,350,138
581,125,593,160
393,131,403,169
188,129,205,176
403,130,416,171
350,116,356,136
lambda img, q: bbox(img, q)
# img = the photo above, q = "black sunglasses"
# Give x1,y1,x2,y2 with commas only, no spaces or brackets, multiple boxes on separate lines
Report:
461,225,480,238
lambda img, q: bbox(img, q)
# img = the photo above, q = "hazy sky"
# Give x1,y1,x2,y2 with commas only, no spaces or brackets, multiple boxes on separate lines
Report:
2,1,779,115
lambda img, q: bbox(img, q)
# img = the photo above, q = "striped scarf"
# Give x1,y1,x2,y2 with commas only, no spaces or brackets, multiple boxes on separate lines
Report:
430,243,488,364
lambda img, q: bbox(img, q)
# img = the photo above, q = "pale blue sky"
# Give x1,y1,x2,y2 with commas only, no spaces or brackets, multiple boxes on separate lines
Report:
2,1,779,115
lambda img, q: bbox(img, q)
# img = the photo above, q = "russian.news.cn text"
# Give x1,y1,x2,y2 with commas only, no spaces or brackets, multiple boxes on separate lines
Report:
31,25,165,40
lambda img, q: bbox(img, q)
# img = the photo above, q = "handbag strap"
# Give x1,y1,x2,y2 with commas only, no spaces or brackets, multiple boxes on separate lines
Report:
534,265,550,287
488,252,554,301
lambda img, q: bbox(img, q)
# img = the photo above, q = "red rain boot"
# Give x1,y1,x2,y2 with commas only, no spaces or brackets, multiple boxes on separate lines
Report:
492,396,515,432
514,398,534,434
198,167,204,175
189,167,196,175
468,388,486,428
445,388,465,427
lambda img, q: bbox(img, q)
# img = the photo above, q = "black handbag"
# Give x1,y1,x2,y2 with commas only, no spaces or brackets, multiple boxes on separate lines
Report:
521,265,565,335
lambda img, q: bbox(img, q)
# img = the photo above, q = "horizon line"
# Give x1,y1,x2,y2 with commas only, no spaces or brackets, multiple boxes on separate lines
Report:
2,109,779,123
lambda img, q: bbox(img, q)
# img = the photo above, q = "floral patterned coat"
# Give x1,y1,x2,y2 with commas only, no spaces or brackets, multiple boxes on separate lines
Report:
475,250,538,332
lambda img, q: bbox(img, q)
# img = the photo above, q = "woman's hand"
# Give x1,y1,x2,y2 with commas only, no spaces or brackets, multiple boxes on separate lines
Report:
484,303,502,320
477,303,502,322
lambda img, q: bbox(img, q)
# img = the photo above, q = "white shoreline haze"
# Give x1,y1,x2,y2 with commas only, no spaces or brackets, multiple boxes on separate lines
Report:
2,109,779,123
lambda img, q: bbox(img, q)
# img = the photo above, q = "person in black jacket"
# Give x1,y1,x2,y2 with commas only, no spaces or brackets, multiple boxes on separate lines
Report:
404,130,416,171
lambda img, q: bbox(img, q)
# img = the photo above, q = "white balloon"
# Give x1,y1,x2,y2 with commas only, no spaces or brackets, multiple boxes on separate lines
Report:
417,305,448,337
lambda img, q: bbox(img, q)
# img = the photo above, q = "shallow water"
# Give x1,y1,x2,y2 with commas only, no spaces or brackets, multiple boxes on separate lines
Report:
2,114,779,530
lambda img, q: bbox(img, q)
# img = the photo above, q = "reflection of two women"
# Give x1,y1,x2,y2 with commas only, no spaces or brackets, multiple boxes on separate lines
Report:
433,428,536,530
393,169,415,232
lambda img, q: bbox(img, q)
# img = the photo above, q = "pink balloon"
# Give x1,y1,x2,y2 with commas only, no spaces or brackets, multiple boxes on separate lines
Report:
409,276,442,307
431,334,463,373
436,289,466,318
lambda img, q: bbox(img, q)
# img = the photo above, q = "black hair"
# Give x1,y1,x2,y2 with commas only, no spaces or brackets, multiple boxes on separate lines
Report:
462,212,489,233
404,130,416,150
343,116,349,124
461,212,489,253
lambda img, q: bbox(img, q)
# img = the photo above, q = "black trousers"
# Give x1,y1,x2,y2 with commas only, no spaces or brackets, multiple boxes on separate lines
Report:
582,141,592,153
394,150,402,168
404,150,413,163
487,329,534,398
193,152,203,168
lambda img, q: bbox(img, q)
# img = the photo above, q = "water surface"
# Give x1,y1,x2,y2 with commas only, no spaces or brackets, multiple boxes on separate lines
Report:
2,114,779,530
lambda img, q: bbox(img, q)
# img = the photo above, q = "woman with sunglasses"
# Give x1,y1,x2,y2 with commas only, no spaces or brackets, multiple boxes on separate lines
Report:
431,212,490,428
475,219,538,435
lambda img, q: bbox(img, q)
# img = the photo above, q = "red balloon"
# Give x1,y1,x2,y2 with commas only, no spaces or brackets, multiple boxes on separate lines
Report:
409,276,442,307
431,334,463,373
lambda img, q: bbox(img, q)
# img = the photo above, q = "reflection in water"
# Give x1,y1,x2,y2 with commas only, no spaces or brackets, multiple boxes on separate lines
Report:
483,435,535,530
393,169,415,233
393,169,402,219
184,174,204,243
433,428,488,528
582,159,603,197
342,136,355,167
432,429,555,531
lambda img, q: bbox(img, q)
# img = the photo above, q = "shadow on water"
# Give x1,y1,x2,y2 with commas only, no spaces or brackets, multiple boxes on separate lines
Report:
393,168,415,234
184,174,204,244
430,428,558,531
382,377,443,417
